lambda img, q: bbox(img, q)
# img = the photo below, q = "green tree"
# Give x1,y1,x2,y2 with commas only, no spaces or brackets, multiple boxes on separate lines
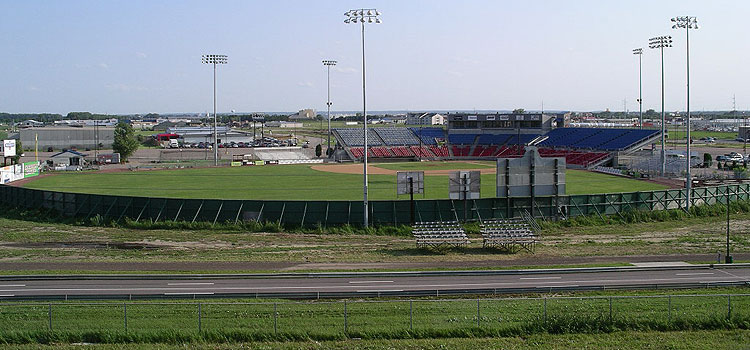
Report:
112,122,139,161
703,153,712,167
315,144,322,157
513,108,525,114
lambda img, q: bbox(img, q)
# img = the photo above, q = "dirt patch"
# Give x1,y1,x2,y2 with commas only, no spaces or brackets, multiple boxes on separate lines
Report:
311,163,496,176
0,241,163,250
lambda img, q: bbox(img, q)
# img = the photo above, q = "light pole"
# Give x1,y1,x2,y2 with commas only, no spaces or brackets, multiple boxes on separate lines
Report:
345,8,381,227
202,54,228,166
672,16,698,211
649,35,672,177
323,60,337,156
632,48,643,129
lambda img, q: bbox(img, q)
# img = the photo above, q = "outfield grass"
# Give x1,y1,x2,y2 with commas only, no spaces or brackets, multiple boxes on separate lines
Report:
668,130,736,141
22,164,668,200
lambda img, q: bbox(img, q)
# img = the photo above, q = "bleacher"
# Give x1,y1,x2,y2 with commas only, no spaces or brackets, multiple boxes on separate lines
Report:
391,146,414,157
410,127,445,145
410,146,434,158
334,128,385,147
412,221,470,248
480,219,537,252
374,128,421,146
539,128,659,151
448,134,478,145
477,134,512,145
452,145,470,157
430,145,450,157
335,126,655,166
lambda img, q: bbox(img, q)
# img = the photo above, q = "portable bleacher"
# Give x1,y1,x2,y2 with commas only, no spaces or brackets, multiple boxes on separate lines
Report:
412,221,470,248
480,218,537,252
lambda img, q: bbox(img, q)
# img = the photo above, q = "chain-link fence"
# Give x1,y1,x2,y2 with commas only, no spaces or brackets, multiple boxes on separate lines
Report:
1,294,747,335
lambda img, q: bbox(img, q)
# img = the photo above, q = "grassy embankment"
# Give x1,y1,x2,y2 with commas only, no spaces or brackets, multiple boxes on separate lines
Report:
0,288,748,345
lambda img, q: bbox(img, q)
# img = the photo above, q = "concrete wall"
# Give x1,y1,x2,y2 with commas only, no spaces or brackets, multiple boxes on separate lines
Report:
19,127,115,150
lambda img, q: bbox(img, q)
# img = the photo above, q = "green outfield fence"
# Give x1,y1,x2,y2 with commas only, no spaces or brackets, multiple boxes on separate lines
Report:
1,184,750,226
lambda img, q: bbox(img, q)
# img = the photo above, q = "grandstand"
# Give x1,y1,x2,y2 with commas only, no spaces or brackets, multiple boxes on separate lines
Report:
332,123,660,169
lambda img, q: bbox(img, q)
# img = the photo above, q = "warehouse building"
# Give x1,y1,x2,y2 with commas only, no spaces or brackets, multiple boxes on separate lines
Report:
19,127,114,150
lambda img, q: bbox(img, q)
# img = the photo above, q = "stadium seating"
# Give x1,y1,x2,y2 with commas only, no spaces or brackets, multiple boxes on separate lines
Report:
410,127,445,145
448,134,478,145
410,146,434,158
539,128,659,151
452,145,470,157
374,128,421,146
391,146,414,157
338,126,652,166
430,145,450,157
334,128,385,147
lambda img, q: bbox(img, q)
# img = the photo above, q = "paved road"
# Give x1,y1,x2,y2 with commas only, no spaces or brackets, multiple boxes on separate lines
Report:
1,266,749,299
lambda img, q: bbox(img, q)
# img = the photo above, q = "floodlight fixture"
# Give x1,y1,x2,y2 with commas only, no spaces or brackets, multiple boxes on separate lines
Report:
202,54,228,166
344,8,381,227
672,16,699,210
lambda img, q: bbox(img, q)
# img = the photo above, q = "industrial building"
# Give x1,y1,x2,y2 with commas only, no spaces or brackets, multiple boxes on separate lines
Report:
18,127,114,150
166,126,254,144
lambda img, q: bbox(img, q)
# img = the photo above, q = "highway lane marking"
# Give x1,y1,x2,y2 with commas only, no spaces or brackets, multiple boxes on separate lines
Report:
3,275,749,294
167,283,215,286
164,292,215,295
716,269,744,278
519,277,562,280
675,273,715,276
349,281,394,284
0,285,26,287
357,290,403,293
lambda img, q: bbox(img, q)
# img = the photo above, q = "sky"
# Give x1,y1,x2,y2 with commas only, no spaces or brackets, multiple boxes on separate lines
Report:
0,0,748,114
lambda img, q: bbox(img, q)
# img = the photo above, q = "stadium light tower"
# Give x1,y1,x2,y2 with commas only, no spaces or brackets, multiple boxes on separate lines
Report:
323,60,337,155
672,16,698,211
344,8,381,227
632,48,643,129
649,36,672,177
202,54,228,166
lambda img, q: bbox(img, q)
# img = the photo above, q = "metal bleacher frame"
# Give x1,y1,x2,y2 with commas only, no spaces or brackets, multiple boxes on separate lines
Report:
480,214,538,252
412,221,470,248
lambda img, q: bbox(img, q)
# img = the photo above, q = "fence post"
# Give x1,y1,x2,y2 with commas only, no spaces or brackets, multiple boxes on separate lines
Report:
668,295,672,323
344,300,348,334
609,297,613,323
273,303,277,334
198,303,202,332
543,297,547,323
728,295,732,320
48,303,52,331
409,300,413,331
124,303,128,332
476,298,480,327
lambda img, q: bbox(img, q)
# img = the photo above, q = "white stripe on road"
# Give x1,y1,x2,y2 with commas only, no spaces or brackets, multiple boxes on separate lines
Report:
357,290,403,293
164,292,215,295
520,277,562,280
349,281,394,284
167,283,215,286
675,273,715,276
0,285,26,287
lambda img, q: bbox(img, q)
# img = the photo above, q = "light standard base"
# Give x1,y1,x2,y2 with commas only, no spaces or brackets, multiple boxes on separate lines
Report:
725,256,733,264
